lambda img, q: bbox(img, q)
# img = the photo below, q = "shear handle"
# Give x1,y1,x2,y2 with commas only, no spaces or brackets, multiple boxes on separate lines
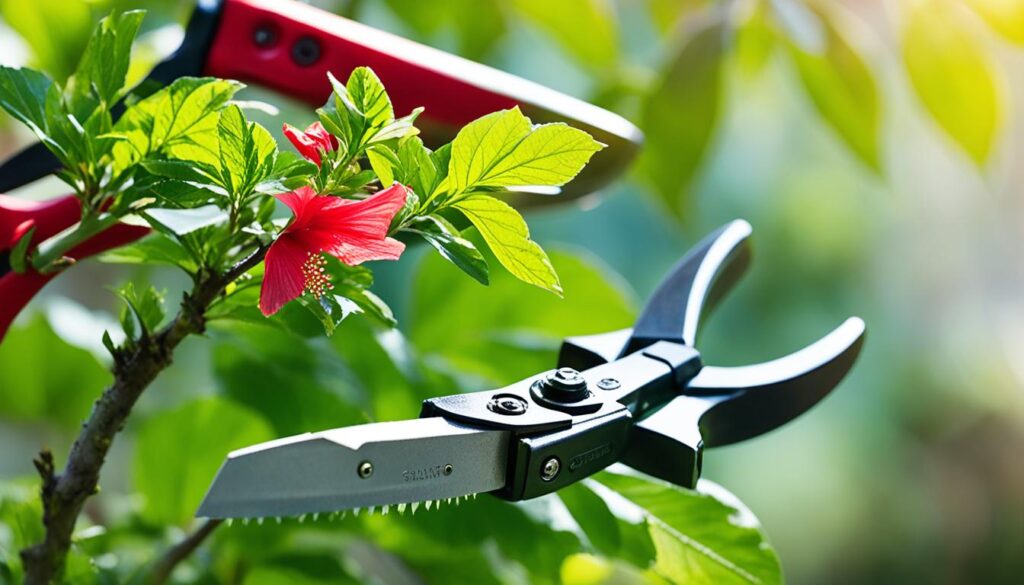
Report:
622,317,865,487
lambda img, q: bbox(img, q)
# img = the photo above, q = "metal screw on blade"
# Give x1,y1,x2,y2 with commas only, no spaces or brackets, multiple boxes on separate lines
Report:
537,367,589,402
597,378,621,391
540,457,561,482
357,460,374,479
252,24,277,48
291,36,322,66
487,394,528,416
444,464,454,476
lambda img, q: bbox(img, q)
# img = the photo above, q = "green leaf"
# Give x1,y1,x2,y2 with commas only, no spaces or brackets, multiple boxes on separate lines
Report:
346,66,393,131
144,205,229,236
113,282,165,338
68,10,145,117
111,77,242,172
217,103,277,196
638,17,725,217
963,0,1024,44
134,397,274,526
558,483,621,556
902,0,1003,165
0,66,52,134
0,313,111,429
785,5,881,171
366,144,399,186
410,246,635,383
8,225,35,274
454,195,561,295
449,107,603,195
594,472,782,585
406,215,489,285
513,0,619,69
370,106,423,143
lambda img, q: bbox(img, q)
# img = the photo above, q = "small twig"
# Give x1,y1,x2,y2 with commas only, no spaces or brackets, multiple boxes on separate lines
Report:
148,519,223,585
19,245,269,585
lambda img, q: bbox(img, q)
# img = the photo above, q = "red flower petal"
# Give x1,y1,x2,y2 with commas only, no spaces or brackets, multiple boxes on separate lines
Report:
259,184,409,316
305,121,339,152
259,234,308,316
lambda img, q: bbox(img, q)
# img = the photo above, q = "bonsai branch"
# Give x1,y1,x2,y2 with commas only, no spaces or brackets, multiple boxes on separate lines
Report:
19,246,268,585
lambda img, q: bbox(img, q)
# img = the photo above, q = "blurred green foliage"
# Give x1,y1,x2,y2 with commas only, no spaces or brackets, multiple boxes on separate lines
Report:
2,0,1024,584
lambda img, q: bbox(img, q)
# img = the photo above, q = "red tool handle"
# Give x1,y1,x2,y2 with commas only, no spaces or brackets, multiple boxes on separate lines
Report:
204,0,518,125
0,194,149,341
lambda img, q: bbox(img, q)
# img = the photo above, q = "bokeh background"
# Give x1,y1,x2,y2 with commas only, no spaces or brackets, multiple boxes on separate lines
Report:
1,0,1023,584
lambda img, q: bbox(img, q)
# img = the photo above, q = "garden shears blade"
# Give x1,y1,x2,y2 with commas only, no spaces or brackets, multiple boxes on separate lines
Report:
197,220,866,521
0,0,642,343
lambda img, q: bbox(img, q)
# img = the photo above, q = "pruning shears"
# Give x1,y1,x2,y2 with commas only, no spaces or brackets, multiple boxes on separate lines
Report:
197,220,866,520
0,0,642,341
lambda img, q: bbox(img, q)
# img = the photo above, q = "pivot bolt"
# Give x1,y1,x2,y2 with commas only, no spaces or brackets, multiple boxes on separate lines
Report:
357,460,373,479
536,367,589,403
488,394,528,416
540,457,561,482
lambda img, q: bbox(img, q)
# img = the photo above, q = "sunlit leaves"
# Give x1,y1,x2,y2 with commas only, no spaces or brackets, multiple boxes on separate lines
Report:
963,0,1024,45
68,10,144,117
902,0,1004,165
134,397,274,526
784,4,881,171
406,215,489,285
638,17,725,217
0,67,51,133
448,107,604,195
593,472,782,585
455,195,561,295
216,104,278,197
111,77,242,172
514,0,619,70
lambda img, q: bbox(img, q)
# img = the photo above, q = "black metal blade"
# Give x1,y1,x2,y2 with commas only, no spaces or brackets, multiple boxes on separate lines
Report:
624,219,752,355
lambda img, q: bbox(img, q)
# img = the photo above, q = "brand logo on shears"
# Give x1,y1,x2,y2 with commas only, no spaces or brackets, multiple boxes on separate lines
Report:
569,443,612,471
403,463,454,482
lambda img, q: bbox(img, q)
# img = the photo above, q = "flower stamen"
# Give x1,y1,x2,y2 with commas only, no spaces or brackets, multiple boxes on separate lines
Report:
301,252,334,299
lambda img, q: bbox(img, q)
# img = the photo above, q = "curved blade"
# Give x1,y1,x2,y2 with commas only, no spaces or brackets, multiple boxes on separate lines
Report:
197,417,510,519
625,220,752,355
691,317,866,447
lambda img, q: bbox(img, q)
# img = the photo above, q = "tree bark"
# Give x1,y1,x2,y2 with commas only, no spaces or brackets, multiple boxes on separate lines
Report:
20,247,266,584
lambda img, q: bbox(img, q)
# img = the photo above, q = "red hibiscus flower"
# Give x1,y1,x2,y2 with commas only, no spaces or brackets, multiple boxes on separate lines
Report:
258,184,408,316
282,121,339,166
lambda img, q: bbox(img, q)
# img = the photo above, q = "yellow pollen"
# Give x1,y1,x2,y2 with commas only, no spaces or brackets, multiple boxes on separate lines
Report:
301,252,334,299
